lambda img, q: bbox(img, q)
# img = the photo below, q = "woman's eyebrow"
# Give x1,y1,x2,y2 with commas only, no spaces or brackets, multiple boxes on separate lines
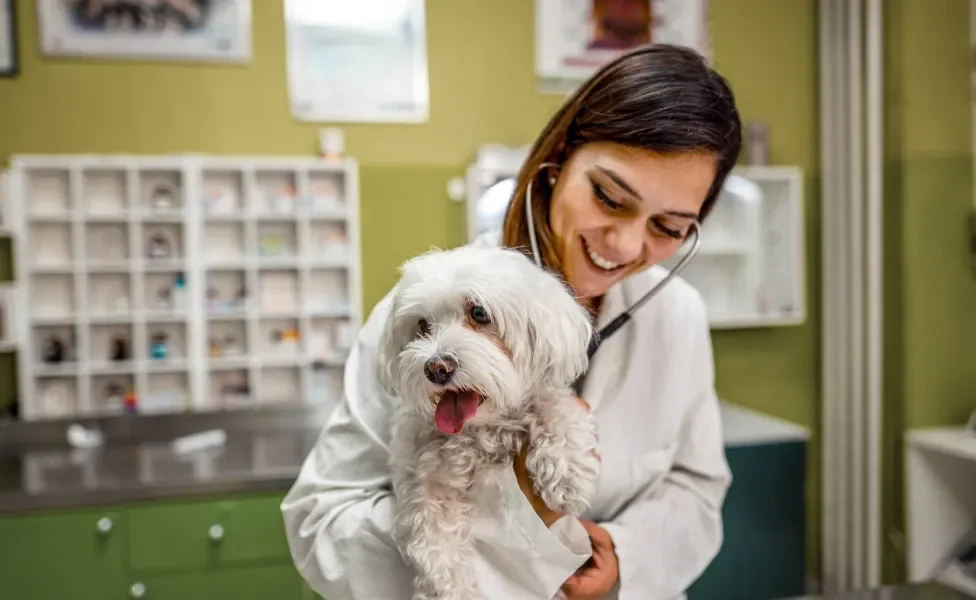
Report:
595,166,701,220
663,210,700,219
595,166,642,202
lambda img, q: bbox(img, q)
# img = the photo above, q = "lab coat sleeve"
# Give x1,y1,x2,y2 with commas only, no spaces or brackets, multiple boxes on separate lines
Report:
600,295,732,600
280,294,592,600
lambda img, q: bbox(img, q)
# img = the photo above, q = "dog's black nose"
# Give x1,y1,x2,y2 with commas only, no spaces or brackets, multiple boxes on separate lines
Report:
424,354,457,385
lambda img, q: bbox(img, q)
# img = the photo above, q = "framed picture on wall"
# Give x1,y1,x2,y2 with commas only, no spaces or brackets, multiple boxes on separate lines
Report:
284,0,430,123
35,0,252,63
535,0,710,80
0,0,17,77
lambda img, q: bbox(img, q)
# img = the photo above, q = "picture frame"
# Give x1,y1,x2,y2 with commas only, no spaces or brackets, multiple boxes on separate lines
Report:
535,0,710,81
0,0,17,77
36,0,252,63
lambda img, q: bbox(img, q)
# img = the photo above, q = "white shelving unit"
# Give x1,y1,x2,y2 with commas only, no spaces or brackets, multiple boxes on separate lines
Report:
0,170,16,353
9,154,361,421
463,145,806,329
905,426,976,594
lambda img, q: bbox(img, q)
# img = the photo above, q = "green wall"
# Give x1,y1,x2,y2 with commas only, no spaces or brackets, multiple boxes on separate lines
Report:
882,0,976,583
0,0,823,573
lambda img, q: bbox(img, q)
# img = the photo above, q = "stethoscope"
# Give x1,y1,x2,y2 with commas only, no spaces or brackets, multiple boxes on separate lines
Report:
524,163,703,392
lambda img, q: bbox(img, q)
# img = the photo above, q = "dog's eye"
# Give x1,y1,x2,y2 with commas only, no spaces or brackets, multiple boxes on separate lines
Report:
469,305,491,325
418,318,431,335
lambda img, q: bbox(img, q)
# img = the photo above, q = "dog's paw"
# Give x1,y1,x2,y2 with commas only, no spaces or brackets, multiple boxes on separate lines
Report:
526,437,601,516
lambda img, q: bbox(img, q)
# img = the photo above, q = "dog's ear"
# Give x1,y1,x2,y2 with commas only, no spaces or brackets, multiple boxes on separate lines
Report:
524,278,593,388
374,292,402,395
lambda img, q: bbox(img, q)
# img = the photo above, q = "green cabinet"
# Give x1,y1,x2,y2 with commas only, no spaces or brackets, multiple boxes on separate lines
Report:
688,440,808,600
0,492,308,600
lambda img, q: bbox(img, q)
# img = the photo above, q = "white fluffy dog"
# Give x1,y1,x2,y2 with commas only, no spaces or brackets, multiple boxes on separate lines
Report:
377,246,602,600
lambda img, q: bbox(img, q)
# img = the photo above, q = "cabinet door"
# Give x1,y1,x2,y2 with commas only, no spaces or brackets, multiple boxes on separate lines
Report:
127,493,291,572
688,441,807,600
0,508,125,600
125,564,305,600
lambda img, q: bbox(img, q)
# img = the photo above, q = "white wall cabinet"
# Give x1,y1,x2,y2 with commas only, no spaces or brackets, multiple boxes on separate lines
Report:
464,146,806,329
661,166,807,329
8,154,361,421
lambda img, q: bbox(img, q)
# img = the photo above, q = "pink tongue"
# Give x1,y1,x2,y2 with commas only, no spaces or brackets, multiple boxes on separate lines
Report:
434,390,480,435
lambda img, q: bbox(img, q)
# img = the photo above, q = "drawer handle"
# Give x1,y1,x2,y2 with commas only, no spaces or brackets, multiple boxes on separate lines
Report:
129,582,146,598
95,517,113,535
208,524,225,542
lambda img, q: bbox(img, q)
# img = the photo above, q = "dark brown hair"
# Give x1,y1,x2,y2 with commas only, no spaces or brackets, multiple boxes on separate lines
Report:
502,44,743,273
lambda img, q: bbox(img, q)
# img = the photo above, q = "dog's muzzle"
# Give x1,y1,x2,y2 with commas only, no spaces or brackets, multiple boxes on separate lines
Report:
424,354,457,385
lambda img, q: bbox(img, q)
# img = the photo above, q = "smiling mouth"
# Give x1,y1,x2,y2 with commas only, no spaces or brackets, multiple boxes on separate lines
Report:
432,389,484,435
581,237,628,274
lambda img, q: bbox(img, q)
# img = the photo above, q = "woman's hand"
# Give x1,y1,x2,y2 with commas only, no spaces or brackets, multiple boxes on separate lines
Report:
561,520,620,599
514,396,592,527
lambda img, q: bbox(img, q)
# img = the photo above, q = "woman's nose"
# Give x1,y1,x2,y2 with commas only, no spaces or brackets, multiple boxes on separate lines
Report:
606,221,645,262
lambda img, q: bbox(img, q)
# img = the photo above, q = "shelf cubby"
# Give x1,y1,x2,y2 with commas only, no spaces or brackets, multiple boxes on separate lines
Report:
139,170,184,216
86,221,130,266
145,372,189,413
257,221,298,259
30,222,73,269
26,169,72,216
259,366,302,405
83,169,128,216
204,220,247,263
32,274,76,318
307,171,347,214
88,272,133,316
89,323,135,368
205,269,249,316
34,376,79,418
202,169,245,216
307,268,350,313
10,154,361,420
209,368,253,409
253,170,298,216
90,374,133,415
309,220,349,261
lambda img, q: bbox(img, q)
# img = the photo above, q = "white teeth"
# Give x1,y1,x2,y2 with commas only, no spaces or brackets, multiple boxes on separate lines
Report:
585,242,620,271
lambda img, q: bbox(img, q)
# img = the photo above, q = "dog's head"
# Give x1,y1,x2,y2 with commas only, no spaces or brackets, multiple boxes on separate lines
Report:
376,246,593,435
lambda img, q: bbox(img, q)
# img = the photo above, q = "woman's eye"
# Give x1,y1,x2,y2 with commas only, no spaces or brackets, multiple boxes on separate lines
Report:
592,182,623,211
651,220,683,240
418,319,431,335
469,305,491,325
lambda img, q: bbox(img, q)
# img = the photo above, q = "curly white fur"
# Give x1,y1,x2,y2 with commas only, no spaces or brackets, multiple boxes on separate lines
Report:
377,246,602,600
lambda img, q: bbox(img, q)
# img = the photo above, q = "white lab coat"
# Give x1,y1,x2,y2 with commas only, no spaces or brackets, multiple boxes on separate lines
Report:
281,230,731,600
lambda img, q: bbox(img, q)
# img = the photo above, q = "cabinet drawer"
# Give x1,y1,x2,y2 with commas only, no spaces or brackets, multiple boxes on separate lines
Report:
127,494,291,573
0,508,125,599
124,564,305,600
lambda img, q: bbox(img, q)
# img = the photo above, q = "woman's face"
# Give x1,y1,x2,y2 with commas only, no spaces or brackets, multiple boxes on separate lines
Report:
548,141,718,299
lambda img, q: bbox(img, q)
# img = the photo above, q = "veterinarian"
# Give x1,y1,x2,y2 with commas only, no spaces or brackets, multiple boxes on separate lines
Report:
282,43,743,600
